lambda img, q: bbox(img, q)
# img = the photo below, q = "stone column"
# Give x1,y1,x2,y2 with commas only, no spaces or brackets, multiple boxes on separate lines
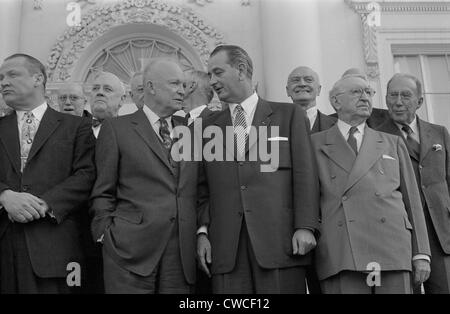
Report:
259,0,324,105
0,0,23,116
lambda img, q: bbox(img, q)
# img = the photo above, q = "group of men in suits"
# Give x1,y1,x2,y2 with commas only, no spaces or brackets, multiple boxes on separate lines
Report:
0,43,449,294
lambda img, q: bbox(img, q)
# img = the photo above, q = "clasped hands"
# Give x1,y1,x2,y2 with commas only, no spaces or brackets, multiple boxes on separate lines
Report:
197,228,316,277
0,190,49,223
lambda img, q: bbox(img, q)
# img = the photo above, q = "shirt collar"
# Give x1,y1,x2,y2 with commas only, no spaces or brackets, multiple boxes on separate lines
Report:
189,104,207,120
395,116,418,135
142,105,171,128
228,92,259,116
306,106,318,123
16,102,48,123
337,119,366,138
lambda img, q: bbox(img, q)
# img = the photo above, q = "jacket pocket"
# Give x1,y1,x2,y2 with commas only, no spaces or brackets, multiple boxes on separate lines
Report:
110,208,143,224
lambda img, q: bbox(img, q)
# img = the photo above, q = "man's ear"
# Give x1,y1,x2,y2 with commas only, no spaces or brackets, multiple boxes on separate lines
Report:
317,85,322,96
146,80,155,94
33,73,44,88
417,96,424,109
237,63,247,81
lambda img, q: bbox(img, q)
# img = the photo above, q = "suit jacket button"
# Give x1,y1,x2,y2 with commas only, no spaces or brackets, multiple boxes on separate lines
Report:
22,185,29,192
380,217,386,223
342,196,348,201
241,185,246,190
331,175,336,179
375,192,381,197
337,221,343,226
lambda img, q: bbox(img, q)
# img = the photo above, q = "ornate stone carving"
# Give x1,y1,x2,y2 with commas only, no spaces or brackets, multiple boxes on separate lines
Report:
47,0,226,82
187,0,213,6
33,0,43,10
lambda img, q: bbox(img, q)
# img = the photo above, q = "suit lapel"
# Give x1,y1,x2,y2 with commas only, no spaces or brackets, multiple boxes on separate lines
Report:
27,107,61,164
132,110,173,173
344,127,384,193
320,125,355,173
247,99,272,154
0,112,21,174
381,118,419,162
418,119,434,163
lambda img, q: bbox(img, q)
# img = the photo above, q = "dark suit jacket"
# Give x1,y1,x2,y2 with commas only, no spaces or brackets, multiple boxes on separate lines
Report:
90,109,198,283
0,107,96,278
330,107,389,129
377,117,450,253
198,98,320,274
311,110,337,134
311,125,430,280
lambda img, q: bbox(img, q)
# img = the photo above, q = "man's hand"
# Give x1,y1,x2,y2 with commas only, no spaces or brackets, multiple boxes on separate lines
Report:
0,190,47,223
197,234,212,277
292,228,317,255
413,259,431,286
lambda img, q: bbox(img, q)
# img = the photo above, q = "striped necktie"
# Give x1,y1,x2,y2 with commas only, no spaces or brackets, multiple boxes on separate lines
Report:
233,104,248,156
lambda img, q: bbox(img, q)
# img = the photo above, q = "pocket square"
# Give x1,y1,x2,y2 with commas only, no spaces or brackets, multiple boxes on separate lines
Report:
433,144,443,151
268,136,288,141
382,154,396,160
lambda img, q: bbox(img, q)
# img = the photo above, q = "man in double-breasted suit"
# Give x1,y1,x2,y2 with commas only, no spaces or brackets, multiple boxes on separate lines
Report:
311,74,431,293
377,73,450,293
197,45,320,294
0,54,96,293
90,59,198,294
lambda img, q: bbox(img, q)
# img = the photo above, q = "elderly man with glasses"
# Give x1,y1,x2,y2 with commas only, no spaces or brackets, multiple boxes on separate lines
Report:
57,83,90,118
310,74,431,293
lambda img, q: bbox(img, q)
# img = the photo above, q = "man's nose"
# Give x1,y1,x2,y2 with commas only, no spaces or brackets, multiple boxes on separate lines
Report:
210,75,217,86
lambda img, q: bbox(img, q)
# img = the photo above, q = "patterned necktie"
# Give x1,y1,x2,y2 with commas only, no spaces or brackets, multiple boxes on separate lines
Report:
159,118,173,150
20,112,38,172
347,126,358,155
233,104,248,156
402,125,420,157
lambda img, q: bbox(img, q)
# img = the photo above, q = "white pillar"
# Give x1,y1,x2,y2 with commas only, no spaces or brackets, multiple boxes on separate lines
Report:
259,0,323,105
0,0,23,61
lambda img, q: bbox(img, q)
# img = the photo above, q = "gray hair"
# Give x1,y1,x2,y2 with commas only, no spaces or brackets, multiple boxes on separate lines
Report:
386,73,423,98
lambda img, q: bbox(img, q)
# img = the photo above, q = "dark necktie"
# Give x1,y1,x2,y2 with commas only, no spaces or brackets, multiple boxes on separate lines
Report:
402,125,420,158
347,126,358,155
159,118,173,150
92,118,101,128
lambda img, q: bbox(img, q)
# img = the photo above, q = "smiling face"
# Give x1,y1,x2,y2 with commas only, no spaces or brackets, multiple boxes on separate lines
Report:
286,66,321,108
89,72,124,120
386,76,422,125
57,83,86,116
208,50,245,104
144,60,185,117
0,57,44,110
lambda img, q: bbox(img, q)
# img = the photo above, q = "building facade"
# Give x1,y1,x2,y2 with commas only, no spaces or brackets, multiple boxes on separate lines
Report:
0,0,450,130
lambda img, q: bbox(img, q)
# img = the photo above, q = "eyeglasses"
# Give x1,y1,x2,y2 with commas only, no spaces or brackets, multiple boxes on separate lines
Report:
58,95,82,102
387,92,414,101
335,88,376,98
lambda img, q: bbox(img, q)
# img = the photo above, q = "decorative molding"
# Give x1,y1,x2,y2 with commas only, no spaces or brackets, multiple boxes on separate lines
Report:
33,0,43,10
361,11,380,79
47,0,225,82
345,1,450,13
187,0,213,6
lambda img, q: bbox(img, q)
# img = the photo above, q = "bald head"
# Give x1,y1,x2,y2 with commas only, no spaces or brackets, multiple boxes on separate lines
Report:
286,66,321,109
342,68,367,80
57,82,86,116
143,59,185,117
90,71,125,120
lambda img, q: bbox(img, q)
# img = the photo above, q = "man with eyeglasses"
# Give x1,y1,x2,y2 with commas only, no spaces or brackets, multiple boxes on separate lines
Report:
57,83,90,118
377,73,450,294
310,74,430,293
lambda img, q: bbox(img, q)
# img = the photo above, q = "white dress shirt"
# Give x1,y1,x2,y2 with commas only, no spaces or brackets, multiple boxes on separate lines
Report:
306,107,318,131
337,119,365,152
16,102,48,138
395,116,420,143
92,125,101,139
142,105,174,140
228,92,259,132
187,104,207,126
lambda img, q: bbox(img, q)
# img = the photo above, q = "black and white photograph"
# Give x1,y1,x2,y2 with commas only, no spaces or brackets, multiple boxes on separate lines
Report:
0,0,449,302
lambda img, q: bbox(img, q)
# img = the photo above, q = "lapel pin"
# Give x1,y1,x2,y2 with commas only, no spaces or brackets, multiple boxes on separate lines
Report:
432,144,442,151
